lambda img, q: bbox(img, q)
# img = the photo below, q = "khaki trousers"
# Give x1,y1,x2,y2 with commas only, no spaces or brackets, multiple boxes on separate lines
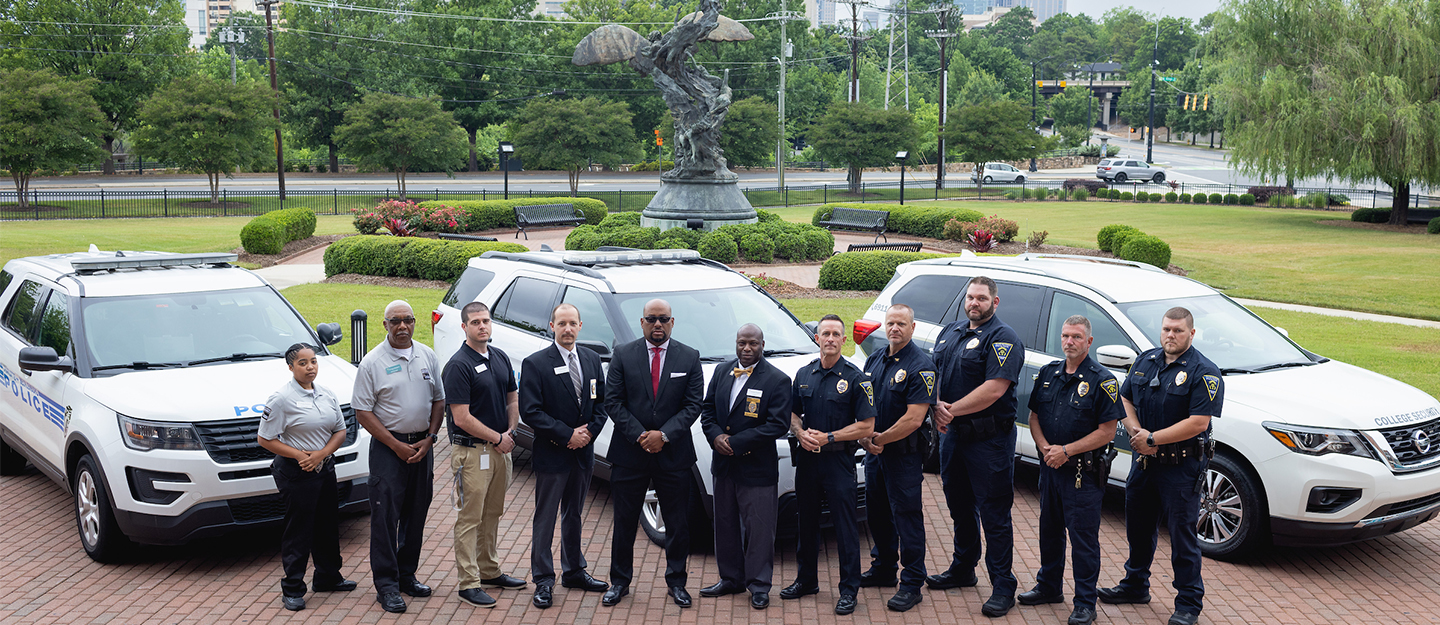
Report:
451,442,511,590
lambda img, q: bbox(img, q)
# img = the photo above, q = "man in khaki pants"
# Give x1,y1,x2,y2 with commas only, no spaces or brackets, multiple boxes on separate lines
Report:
441,302,526,607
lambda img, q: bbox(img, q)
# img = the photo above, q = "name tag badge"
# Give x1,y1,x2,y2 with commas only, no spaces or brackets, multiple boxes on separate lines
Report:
480,454,490,470
744,397,760,418
421,368,431,381
385,364,402,375
669,372,686,378
475,363,488,374
554,365,569,375
590,379,597,399
747,389,763,398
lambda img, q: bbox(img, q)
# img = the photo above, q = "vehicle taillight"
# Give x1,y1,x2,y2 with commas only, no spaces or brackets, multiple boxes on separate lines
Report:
853,319,881,344
431,310,443,330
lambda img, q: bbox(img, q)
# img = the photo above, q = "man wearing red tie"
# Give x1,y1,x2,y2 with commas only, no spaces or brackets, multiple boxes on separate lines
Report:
601,299,705,608
698,324,791,610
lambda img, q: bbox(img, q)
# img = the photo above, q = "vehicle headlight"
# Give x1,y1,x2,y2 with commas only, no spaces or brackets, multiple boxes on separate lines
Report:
1263,421,1373,459
119,414,204,451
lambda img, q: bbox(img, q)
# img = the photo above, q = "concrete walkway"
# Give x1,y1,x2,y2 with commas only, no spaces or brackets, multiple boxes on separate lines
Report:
1233,298,1440,330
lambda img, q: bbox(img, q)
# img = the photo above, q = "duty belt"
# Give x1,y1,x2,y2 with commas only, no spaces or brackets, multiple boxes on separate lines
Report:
389,430,431,444
1065,444,1116,488
1139,437,1210,467
450,433,487,448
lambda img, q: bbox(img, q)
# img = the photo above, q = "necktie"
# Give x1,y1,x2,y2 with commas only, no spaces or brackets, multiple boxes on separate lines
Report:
732,365,754,377
650,346,662,397
568,352,583,402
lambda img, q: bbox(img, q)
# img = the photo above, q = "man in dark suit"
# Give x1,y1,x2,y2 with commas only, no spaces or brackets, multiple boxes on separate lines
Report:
698,324,791,610
602,298,705,608
520,303,612,609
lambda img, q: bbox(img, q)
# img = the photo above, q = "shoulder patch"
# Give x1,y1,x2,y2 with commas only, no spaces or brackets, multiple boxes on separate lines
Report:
261,405,273,421
992,342,1014,367
919,371,936,396
1101,378,1119,402
859,380,874,405
1203,374,1221,401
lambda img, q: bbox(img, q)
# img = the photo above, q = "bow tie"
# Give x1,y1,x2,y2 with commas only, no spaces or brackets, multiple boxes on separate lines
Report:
732,366,754,377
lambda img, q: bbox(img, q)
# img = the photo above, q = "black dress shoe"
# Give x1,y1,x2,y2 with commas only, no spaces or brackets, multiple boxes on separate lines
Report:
886,590,922,612
1097,585,1151,604
925,568,979,590
981,593,1016,617
751,592,769,609
779,581,820,600
1018,588,1065,605
601,584,629,607
282,596,305,611
399,580,432,597
561,571,609,592
668,586,693,607
835,594,858,615
1168,611,1201,625
858,569,898,588
700,580,745,597
482,574,528,589
533,585,553,609
458,587,495,607
313,579,357,592
1069,606,1097,625
377,592,407,613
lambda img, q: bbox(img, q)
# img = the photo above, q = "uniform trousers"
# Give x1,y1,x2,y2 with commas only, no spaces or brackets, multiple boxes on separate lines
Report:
863,450,927,592
272,456,344,597
368,438,433,596
1117,455,1206,614
794,450,861,596
1036,464,1105,609
938,424,1019,597
452,442,512,590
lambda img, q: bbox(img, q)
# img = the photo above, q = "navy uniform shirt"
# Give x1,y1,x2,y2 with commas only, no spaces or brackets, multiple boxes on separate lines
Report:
442,342,518,436
1027,356,1124,447
933,314,1025,421
861,340,937,447
1120,345,1224,439
792,357,877,435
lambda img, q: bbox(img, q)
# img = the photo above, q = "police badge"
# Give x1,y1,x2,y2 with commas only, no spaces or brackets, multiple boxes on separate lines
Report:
745,397,760,418
1175,371,1188,386
966,337,980,349
836,379,849,394
1078,381,1090,397
894,369,906,383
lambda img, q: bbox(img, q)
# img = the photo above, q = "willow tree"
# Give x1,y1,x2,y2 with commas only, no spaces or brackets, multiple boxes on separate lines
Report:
1218,0,1440,224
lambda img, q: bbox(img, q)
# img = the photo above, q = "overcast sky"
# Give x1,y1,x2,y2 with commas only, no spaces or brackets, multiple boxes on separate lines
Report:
1065,0,1226,22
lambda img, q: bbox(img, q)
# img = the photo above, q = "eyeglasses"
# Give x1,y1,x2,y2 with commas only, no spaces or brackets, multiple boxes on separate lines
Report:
642,315,673,324
386,317,417,326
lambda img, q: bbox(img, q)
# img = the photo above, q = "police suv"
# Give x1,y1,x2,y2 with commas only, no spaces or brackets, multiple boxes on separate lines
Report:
432,248,862,544
854,253,1440,559
0,250,369,562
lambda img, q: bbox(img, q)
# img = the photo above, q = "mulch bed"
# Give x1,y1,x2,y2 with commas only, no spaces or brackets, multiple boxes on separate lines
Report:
892,235,1189,276
232,234,348,267
1319,220,1432,234
323,273,452,290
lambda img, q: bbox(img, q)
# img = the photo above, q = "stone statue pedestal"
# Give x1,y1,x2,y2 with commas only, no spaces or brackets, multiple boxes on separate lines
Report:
641,174,757,231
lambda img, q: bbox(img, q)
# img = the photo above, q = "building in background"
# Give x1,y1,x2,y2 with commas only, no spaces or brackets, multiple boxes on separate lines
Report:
186,0,258,48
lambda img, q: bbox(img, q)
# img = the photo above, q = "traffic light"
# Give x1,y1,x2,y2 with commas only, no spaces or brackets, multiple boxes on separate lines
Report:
1202,94,1210,110
1177,93,1187,108
1060,80,1067,88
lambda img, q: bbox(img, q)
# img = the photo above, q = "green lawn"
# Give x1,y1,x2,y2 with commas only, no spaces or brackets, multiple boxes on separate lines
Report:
282,283,446,363
0,215,356,267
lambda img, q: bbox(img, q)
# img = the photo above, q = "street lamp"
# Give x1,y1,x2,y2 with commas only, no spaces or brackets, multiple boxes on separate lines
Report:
896,151,909,204
1030,55,1055,172
499,142,515,199
1146,20,1182,164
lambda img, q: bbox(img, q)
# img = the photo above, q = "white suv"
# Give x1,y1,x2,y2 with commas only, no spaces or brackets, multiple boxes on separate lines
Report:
853,252,1440,559
0,250,369,562
432,248,863,544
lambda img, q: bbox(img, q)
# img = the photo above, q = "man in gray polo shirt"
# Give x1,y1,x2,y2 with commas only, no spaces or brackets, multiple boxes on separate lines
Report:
353,300,446,614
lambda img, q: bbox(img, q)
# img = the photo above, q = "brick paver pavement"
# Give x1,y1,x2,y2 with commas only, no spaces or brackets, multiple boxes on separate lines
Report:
3,440,1438,625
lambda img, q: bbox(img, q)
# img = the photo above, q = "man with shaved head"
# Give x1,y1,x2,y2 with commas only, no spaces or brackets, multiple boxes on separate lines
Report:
699,324,791,610
601,298,705,608
353,300,446,614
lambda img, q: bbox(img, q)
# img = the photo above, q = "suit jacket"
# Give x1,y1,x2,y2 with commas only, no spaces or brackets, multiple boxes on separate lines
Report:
603,337,704,472
700,357,792,487
520,344,608,474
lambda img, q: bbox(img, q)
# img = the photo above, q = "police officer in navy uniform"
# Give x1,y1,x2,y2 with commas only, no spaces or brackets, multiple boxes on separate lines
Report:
857,304,937,613
1098,307,1223,625
780,314,876,615
927,276,1026,618
1023,316,1123,625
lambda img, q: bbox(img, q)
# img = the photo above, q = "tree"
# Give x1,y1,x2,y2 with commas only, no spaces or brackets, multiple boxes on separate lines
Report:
808,102,917,194
335,93,470,200
720,97,779,169
1097,7,1154,71
1027,13,1103,80
507,96,639,196
130,76,276,203
1048,84,1095,146
0,69,106,208
944,100,1045,195
982,6,1037,61
201,11,266,61
1219,0,1440,224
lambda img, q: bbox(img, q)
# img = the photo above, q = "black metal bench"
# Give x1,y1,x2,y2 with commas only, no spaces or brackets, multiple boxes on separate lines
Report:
846,242,922,253
514,203,585,239
1405,208,1439,225
438,233,498,242
818,207,889,243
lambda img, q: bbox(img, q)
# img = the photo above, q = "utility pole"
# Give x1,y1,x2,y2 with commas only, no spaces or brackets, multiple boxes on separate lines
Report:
770,11,803,192
1146,19,1161,164
219,27,243,85
883,5,910,111
1030,55,1054,172
259,0,285,200
924,7,958,189
837,0,868,103
1086,62,1095,145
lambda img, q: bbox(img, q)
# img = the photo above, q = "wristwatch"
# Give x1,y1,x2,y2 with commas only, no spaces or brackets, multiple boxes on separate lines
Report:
1146,433,1156,448
659,431,670,443
428,432,438,443
827,432,836,445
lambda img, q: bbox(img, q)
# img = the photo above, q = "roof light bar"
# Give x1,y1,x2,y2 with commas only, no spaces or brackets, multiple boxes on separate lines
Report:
562,249,700,266
70,253,239,272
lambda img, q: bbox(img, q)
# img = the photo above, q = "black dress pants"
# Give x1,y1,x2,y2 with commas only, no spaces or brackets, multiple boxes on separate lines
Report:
272,456,344,597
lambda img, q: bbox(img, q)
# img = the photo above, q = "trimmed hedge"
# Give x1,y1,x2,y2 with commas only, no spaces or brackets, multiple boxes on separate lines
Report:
417,197,607,230
1135,191,1149,202
1208,193,1224,204
1165,192,1178,203
1062,179,1109,193
698,231,738,263
1179,193,1192,203
570,219,832,262
1150,193,1163,203
1224,193,1240,205
811,203,983,239
1072,188,1089,201
1110,228,1145,252
270,207,317,242
818,251,952,291
1239,193,1256,206
1094,188,1108,199
1429,216,1440,234
1120,191,1134,201
1247,185,1294,204
323,235,526,281
1119,234,1172,269
1350,207,1392,223
740,233,774,263
1097,224,1143,252
1193,193,1208,205
241,207,317,254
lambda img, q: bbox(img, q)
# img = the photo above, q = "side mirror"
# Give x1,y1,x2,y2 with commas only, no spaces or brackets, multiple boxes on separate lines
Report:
19,346,73,374
1274,326,1289,338
576,340,612,359
316,322,344,346
803,320,819,334
1096,344,1138,370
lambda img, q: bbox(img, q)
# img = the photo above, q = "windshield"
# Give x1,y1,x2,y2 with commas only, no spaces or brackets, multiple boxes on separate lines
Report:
80,287,318,369
1118,294,1312,372
613,286,819,361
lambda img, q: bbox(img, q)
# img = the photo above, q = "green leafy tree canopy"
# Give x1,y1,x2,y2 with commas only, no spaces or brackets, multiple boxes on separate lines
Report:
0,68,107,207
507,96,640,196
944,100,1045,192
335,93,471,200
131,75,277,203
809,102,918,194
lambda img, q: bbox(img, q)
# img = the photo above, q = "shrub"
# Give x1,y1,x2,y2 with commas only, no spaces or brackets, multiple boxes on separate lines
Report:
599,211,643,229
1246,186,1294,204
1110,228,1145,254
655,237,691,250
1027,230,1049,247
1208,193,1224,204
418,197,608,230
811,203,983,239
1004,190,1020,200
1281,195,1299,208
353,211,382,235
268,207,318,241
773,233,807,259
968,229,996,252
1072,188,1089,201
1179,193,1192,203
323,235,525,281
240,215,286,255
629,160,674,172
1239,193,1256,206
1119,234,1172,269
740,233,775,263
1165,192,1178,203
755,209,782,223
1429,216,1440,234
1135,191,1149,202
417,205,465,234
1149,193,1163,203
1032,187,1048,201
601,226,660,249
1328,193,1351,206
977,214,1020,242
1022,188,1034,199
1350,208,1392,223
1223,193,1239,205
1097,224,1142,252
1062,179,1109,193
1093,188,1108,199
565,224,603,250
1120,191,1134,201
803,229,835,259
698,231,738,263
1304,192,1328,209
659,227,704,249
817,251,952,290
1193,193,1208,205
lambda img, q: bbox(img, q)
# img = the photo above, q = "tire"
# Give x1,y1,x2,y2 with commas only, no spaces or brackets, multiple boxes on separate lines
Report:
983,176,993,183
1153,173,1166,184
639,480,714,553
73,454,131,563
1197,451,1269,561
1015,175,1025,184
1115,172,1128,183
0,438,28,475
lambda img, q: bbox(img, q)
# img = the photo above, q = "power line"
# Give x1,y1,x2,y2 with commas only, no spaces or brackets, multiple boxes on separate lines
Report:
283,0,786,25
283,28,573,58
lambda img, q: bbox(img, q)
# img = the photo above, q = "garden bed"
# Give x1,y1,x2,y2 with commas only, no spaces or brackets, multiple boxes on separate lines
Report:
233,234,347,267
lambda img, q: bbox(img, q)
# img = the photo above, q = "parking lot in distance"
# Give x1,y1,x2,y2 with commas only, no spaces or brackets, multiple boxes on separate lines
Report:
2,441,1438,624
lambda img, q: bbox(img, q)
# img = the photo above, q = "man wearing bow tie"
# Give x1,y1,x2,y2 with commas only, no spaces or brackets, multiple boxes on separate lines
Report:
698,324,792,610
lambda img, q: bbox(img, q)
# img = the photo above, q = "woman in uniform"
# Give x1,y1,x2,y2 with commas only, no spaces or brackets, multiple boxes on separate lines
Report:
257,343,357,611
